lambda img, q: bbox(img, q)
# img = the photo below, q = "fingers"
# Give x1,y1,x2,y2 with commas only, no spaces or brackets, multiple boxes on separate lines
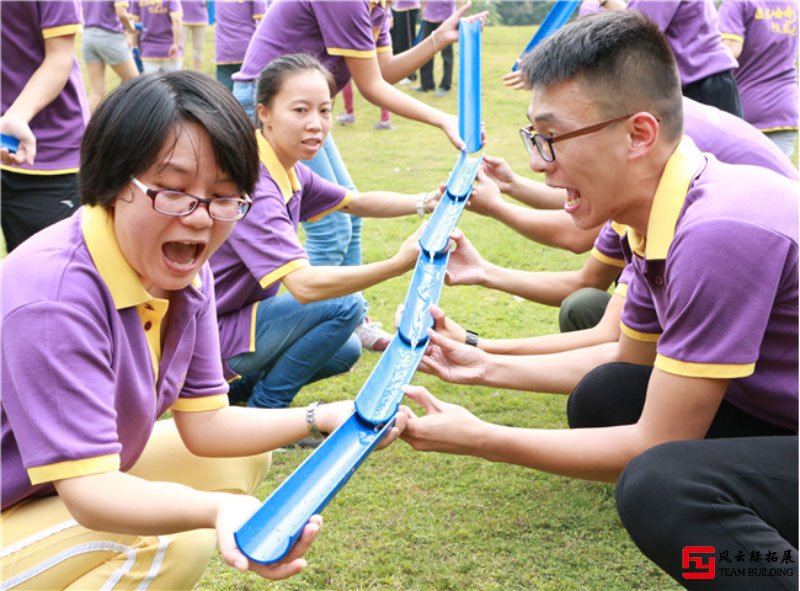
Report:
401,384,444,414
281,518,321,563
394,303,405,329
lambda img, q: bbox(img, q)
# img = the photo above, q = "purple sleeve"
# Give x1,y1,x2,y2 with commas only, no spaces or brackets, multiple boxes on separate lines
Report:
169,0,183,16
40,0,83,30
591,222,627,266
296,164,349,222
179,264,228,399
311,1,376,54
656,220,789,370
620,267,662,339
718,0,748,39
253,0,267,17
377,6,392,49
129,0,140,18
226,182,308,285
626,0,680,30
578,0,603,17
2,302,121,471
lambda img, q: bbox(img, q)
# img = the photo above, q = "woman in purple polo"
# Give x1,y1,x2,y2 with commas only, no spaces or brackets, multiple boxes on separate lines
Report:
214,0,266,90
211,54,442,413
1,71,403,588
181,0,208,71
129,0,183,73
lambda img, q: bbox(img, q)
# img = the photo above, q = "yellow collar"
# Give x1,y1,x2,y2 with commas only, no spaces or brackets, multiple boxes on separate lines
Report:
625,136,705,260
82,205,200,309
257,131,302,203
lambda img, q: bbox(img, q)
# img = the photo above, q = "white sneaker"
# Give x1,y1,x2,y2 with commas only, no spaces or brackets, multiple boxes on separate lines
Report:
354,317,392,352
398,77,412,86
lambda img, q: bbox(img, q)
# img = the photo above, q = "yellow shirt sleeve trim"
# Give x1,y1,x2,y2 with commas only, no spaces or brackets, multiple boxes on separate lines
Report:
759,125,799,132
376,45,392,53
248,301,259,352
613,282,628,298
620,321,660,343
327,47,378,58
42,24,82,39
114,2,130,7
28,454,120,485
258,259,310,289
655,354,755,379
306,192,353,223
721,33,745,42
170,393,230,412
1,165,79,175
590,247,627,268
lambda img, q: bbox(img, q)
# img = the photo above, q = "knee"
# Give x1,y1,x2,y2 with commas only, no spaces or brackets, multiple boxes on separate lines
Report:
337,293,365,327
558,287,608,333
567,363,625,428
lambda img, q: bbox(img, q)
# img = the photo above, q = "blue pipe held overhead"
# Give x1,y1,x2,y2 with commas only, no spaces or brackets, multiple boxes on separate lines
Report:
511,0,580,71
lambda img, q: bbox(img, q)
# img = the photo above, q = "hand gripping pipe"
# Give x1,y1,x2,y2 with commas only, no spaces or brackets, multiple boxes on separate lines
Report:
511,0,580,71
234,19,483,564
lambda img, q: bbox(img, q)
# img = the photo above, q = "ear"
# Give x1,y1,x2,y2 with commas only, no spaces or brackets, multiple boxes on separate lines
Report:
626,112,660,160
256,102,271,129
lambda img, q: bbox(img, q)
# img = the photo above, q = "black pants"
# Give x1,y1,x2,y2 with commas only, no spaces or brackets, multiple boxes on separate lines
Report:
683,70,743,119
569,363,797,590
418,20,453,91
215,63,241,92
1,170,79,252
391,8,419,81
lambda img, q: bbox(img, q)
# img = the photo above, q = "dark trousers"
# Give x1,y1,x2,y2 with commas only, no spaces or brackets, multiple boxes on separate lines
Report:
215,63,241,92
391,8,419,80
683,69,743,119
558,287,612,333
1,170,79,252
569,363,797,591
419,20,453,91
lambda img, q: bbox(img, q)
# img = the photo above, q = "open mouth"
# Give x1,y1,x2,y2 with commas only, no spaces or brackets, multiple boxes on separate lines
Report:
564,188,581,214
301,137,322,149
162,240,206,272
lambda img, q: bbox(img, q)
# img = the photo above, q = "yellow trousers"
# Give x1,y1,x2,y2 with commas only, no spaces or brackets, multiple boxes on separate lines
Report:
1,420,271,591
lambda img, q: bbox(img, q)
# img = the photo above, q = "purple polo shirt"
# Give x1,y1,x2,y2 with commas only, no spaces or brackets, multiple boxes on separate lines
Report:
626,0,738,86
592,97,799,267
182,0,208,24
1,206,229,511
214,0,266,64
719,0,799,131
423,0,456,22
394,0,421,10
578,0,602,17
130,0,183,59
210,133,351,379
0,1,88,174
618,138,798,431
233,0,392,94
83,0,129,33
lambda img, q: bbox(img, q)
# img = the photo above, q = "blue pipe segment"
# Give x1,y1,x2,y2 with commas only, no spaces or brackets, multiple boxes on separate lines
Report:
235,19,483,566
458,19,482,154
1,134,20,154
511,0,580,71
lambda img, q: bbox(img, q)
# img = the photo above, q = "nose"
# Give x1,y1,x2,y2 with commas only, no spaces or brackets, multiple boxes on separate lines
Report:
528,149,553,174
306,112,322,131
180,202,214,229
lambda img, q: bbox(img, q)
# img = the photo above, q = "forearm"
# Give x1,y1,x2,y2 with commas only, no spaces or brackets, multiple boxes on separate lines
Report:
355,73,449,128
171,16,182,45
343,191,419,218
283,258,408,304
5,38,74,122
481,323,618,356
482,263,588,307
380,31,442,83
505,175,566,209
480,341,619,393
489,202,599,253
56,471,226,534
115,6,137,34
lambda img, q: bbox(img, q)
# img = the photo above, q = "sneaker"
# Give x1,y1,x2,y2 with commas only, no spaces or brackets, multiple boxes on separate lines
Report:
374,120,392,130
336,113,355,125
354,317,392,352
413,86,432,93
435,88,450,97
398,77,412,86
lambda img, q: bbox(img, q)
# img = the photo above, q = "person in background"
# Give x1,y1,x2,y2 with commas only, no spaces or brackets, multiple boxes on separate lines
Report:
415,0,461,96
0,0,89,253
82,0,139,112
336,80,393,130
129,0,183,74
214,0,265,91
720,0,799,158
602,0,743,117
231,0,486,352
1,70,408,589
213,54,442,414
181,0,208,72
393,0,421,85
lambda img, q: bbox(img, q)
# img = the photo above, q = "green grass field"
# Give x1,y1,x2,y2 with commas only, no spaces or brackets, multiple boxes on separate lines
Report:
77,24,683,591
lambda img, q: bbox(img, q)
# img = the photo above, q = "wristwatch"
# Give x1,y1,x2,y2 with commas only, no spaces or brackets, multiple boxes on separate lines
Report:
465,329,479,347
416,193,427,217
305,401,324,440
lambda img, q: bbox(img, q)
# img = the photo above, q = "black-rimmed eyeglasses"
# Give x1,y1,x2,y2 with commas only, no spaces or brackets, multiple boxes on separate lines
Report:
130,177,252,221
519,113,636,163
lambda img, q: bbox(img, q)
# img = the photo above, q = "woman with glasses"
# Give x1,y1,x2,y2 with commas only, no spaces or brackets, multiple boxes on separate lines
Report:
211,54,442,414
0,71,406,589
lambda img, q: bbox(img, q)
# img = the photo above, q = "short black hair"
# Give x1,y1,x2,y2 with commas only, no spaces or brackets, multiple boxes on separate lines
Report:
256,53,336,108
521,11,683,141
80,71,259,208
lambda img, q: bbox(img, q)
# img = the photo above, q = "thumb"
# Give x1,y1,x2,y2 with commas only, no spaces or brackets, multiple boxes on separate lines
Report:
453,1,471,20
401,384,443,414
429,303,446,327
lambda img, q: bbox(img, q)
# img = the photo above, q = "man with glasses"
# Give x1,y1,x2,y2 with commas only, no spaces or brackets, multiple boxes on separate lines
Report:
401,12,797,590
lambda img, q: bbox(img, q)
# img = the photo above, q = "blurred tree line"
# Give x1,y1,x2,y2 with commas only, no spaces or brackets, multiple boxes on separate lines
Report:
470,1,569,26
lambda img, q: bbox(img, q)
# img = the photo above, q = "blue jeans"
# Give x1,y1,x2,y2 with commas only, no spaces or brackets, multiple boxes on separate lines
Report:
227,292,363,409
